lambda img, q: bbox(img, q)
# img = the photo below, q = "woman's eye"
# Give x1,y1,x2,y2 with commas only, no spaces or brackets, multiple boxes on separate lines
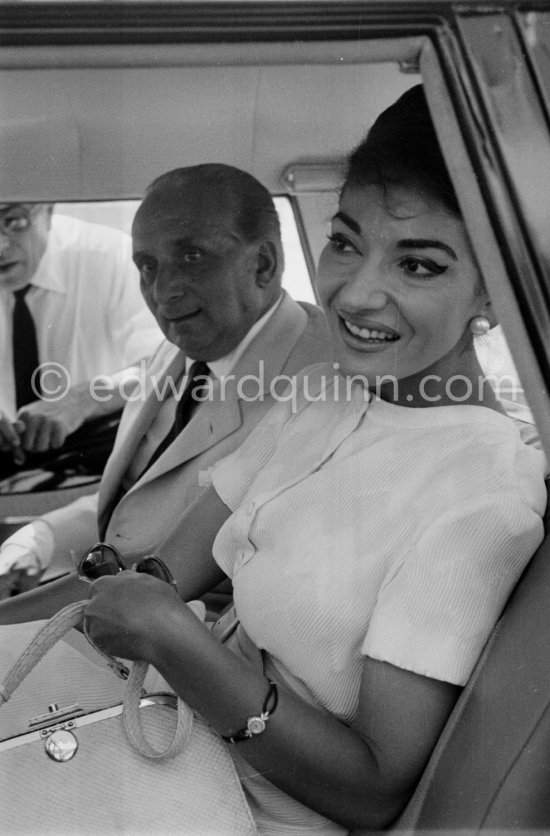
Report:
326,233,359,255
400,257,447,279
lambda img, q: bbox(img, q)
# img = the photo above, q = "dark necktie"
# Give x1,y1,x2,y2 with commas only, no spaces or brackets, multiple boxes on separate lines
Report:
141,360,210,475
12,284,41,409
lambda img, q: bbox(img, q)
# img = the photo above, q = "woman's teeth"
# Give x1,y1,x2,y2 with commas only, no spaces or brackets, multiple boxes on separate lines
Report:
344,319,397,341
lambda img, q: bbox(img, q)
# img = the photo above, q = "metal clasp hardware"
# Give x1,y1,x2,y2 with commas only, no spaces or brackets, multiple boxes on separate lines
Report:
43,727,79,762
37,718,78,738
28,703,84,763
28,702,84,730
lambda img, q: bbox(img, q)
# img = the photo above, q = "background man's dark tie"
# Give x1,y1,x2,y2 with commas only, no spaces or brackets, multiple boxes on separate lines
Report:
141,359,210,474
12,284,41,409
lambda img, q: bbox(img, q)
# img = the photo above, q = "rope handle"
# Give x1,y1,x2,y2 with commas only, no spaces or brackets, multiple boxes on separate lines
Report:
123,660,194,759
0,599,206,761
123,600,206,759
0,600,88,706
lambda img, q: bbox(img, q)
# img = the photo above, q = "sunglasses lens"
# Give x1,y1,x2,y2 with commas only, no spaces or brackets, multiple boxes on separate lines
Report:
80,546,122,580
135,556,174,584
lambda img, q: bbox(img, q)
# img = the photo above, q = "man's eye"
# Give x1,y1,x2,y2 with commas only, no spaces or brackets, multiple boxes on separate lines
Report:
138,260,157,283
182,250,202,264
3,215,28,232
326,233,359,255
400,257,448,279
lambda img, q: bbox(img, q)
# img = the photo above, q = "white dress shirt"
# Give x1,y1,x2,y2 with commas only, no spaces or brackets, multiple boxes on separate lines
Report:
0,214,162,419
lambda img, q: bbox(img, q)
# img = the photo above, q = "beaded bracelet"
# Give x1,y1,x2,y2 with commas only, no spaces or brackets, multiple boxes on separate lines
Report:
222,680,279,743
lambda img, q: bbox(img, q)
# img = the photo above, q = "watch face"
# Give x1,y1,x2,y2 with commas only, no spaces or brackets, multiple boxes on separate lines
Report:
247,717,266,736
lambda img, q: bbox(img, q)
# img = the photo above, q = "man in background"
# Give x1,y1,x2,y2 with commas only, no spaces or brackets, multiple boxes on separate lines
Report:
0,203,162,470
0,164,332,609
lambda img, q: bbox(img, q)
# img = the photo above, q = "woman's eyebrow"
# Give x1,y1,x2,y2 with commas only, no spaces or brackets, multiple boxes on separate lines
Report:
333,211,361,235
397,238,457,260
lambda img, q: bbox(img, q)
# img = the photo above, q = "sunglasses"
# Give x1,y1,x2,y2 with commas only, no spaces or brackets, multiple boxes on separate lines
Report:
73,543,177,591
73,543,177,681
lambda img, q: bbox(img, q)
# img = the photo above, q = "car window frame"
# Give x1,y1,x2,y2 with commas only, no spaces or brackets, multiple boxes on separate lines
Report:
0,0,547,453
418,14,550,456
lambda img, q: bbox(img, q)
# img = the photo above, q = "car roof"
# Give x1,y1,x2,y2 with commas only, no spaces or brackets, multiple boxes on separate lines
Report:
0,13,423,200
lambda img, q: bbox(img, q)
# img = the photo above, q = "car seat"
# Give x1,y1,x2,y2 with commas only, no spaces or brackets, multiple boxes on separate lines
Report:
386,481,550,833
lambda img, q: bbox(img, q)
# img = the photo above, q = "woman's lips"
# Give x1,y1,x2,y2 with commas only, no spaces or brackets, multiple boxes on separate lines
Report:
341,316,399,343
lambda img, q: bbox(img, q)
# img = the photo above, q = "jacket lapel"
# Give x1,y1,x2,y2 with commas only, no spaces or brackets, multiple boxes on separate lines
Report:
98,347,186,530
113,292,308,490
134,292,309,483
231,292,308,397
138,378,242,484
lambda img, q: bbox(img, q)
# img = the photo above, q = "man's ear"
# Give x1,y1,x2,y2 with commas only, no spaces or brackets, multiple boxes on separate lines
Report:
255,240,280,288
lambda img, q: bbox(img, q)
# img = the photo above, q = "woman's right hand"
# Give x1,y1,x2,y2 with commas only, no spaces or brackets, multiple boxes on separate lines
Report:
84,570,185,663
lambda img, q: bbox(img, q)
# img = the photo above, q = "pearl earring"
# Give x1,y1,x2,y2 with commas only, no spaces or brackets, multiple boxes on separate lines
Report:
469,315,491,337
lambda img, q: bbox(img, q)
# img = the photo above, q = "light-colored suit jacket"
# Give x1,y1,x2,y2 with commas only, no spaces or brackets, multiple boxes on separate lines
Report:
44,292,332,570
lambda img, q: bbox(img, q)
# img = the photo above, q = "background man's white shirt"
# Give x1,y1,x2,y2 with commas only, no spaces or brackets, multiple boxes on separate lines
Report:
0,214,162,419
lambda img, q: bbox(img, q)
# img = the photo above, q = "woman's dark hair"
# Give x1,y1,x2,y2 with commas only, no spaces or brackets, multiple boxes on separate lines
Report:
344,84,460,216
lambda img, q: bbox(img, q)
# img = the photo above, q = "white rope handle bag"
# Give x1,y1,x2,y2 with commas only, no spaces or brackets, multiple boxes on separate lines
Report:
0,600,257,835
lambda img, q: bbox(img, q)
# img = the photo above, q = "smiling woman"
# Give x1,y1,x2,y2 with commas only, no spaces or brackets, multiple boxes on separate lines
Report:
317,85,497,408
319,188,490,401
0,3,549,832
70,84,546,833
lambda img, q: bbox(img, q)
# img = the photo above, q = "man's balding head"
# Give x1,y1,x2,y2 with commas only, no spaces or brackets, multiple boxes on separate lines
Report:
147,165,284,267
132,164,284,360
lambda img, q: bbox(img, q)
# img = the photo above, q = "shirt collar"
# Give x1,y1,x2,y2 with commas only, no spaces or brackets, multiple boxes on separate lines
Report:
185,293,283,379
28,218,67,294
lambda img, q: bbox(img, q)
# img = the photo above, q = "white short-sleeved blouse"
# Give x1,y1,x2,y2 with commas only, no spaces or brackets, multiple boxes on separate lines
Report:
210,365,546,834
212,365,547,724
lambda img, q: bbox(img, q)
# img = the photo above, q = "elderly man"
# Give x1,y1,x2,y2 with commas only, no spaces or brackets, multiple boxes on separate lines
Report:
0,163,332,612
0,203,161,468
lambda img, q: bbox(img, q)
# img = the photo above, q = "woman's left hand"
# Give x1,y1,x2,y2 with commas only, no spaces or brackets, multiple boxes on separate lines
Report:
83,571,184,663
